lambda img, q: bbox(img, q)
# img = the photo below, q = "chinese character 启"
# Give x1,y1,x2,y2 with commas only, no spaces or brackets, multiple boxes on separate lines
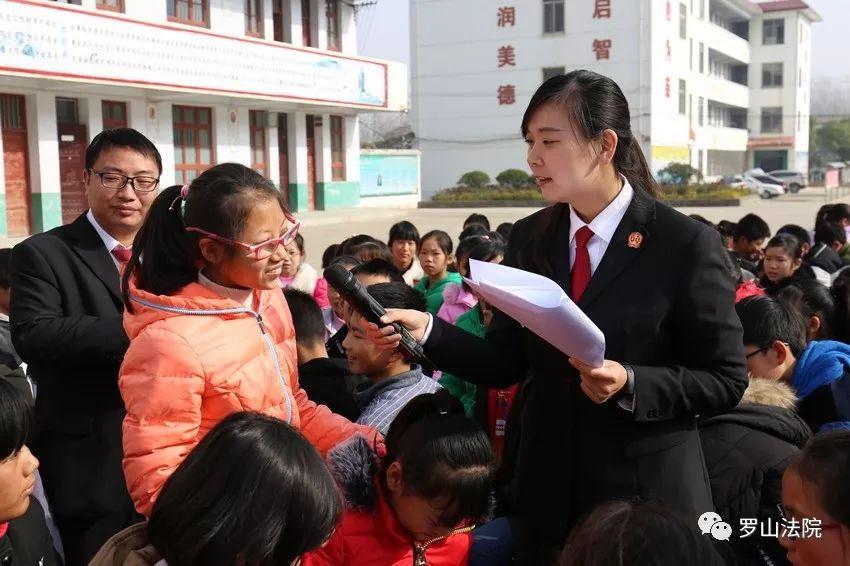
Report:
497,6,516,27
739,518,758,539
594,0,612,19
593,39,612,60
498,45,516,67
498,84,516,105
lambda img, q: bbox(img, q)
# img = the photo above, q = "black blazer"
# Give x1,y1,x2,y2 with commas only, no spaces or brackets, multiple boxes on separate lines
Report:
425,187,748,556
10,213,129,423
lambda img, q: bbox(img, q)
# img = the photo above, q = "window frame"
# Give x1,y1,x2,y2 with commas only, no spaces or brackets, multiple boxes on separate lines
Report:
245,0,264,38
167,0,210,28
763,18,785,45
760,107,783,134
102,100,128,129
542,66,566,82
679,2,687,39
330,115,346,182
543,0,565,34
249,110,269,177
762,62,783,88
172,105,215,185
326,0,341,51
678,79,687,115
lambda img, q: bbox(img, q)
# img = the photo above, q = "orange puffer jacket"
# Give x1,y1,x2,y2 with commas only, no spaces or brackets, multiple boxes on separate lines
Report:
119,277,376,517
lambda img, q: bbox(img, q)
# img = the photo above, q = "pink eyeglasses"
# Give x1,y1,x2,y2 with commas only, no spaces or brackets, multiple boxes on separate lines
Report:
186,219,301,260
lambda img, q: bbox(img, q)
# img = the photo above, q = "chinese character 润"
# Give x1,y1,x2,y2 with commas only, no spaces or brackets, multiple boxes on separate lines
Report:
593,39,612,60
740,518,758,539
666,0,672,21
498,84,516,105
498,45,516,67
497,6,516,27
802,518,823,539
593,0,612,19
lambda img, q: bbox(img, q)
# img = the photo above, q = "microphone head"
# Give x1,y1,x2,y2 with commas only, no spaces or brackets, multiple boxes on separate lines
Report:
324,264,357,294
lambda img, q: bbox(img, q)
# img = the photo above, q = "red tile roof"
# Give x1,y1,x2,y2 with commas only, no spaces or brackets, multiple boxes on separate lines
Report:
758,0,811,13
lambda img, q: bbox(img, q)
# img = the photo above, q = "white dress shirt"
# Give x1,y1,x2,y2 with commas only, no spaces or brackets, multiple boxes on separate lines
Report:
568,176,634,275
86,210,124,271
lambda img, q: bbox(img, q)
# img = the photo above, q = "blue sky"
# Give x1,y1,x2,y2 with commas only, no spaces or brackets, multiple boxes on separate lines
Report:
358,0,848,81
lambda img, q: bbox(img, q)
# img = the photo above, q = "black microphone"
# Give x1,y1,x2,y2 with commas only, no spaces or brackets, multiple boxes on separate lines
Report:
324,264,431,367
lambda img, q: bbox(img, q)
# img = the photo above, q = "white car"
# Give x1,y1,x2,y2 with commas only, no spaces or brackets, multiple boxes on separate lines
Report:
768,170,807,193
743,174,785,199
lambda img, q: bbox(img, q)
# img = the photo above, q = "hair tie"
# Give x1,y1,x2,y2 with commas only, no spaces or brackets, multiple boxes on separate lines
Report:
180,184,190,198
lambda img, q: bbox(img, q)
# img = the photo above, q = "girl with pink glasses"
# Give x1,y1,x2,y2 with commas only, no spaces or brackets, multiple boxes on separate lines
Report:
117,162,378,517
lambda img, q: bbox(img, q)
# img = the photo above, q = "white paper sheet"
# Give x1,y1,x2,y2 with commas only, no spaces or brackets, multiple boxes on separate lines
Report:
466,259,606,368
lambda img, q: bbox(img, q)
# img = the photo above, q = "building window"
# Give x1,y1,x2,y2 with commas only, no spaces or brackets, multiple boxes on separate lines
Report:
167,0,209,27
272,0,290,43
302,0,313,47
327,0,341,51
56,98,79,124
699,43,704,73
542,66,565,82
96,0,123,11
173,105,214,184
763,19,784,45
543,0,565,34
330,116,345,182
689,39,693,70
245,0,263,37
679,3,687,39
700,0,706,19
102,101,128,129
698,96,704,126
678,79,686,115
762,63,783,88
761,107,782,133
249,110,268,176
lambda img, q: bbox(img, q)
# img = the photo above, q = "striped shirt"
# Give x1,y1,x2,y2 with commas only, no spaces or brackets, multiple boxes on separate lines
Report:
354,366,443,434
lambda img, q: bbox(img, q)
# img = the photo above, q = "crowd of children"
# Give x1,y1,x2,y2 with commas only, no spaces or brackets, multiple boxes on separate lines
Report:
2,142,850,565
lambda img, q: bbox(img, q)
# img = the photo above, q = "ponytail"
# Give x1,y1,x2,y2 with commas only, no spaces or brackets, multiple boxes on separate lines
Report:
122,163,288,311
122,184,197,312
382,390,494,526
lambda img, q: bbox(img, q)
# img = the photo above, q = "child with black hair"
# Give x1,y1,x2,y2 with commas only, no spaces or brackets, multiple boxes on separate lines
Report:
458,223,488,243
415,230,462,315
559,501,729,566
761,233,812,294
0,249,26,394
733,213,771,273
776,279,837,342
343,283,442,434
808,221,847,274
736,295,850,433
285,289,361,421
779,431,850,565
495,222,513,242
463,213,491,231
323,255,361,344
119,163,374,516
388,221,424,286
92,412,342,566
304,390,496,566
280,233,330,308
717,220,737,250
0,379,57,566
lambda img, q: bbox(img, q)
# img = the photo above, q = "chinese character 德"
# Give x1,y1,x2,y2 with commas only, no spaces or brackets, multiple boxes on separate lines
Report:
498,85,516,105
593,39,612,60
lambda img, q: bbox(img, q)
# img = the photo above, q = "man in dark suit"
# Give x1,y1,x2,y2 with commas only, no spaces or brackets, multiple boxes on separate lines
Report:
10,128,162,565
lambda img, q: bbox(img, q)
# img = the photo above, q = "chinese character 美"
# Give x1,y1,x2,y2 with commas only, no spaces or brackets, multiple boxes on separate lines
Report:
761,517,780,538
497,6,516,27
665,39,671,61
740,518,758,539
498,45,516,67
802,518,823,539
782,518,802,539
593,0,612,19
498,84,516,105
593,39,612,60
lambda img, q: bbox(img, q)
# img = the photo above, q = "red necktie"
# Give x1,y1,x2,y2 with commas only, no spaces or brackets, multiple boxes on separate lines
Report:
111,245,132,266
571,226,594,301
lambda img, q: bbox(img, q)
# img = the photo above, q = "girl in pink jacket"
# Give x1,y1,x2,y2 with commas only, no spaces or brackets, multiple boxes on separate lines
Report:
118,163,376,516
